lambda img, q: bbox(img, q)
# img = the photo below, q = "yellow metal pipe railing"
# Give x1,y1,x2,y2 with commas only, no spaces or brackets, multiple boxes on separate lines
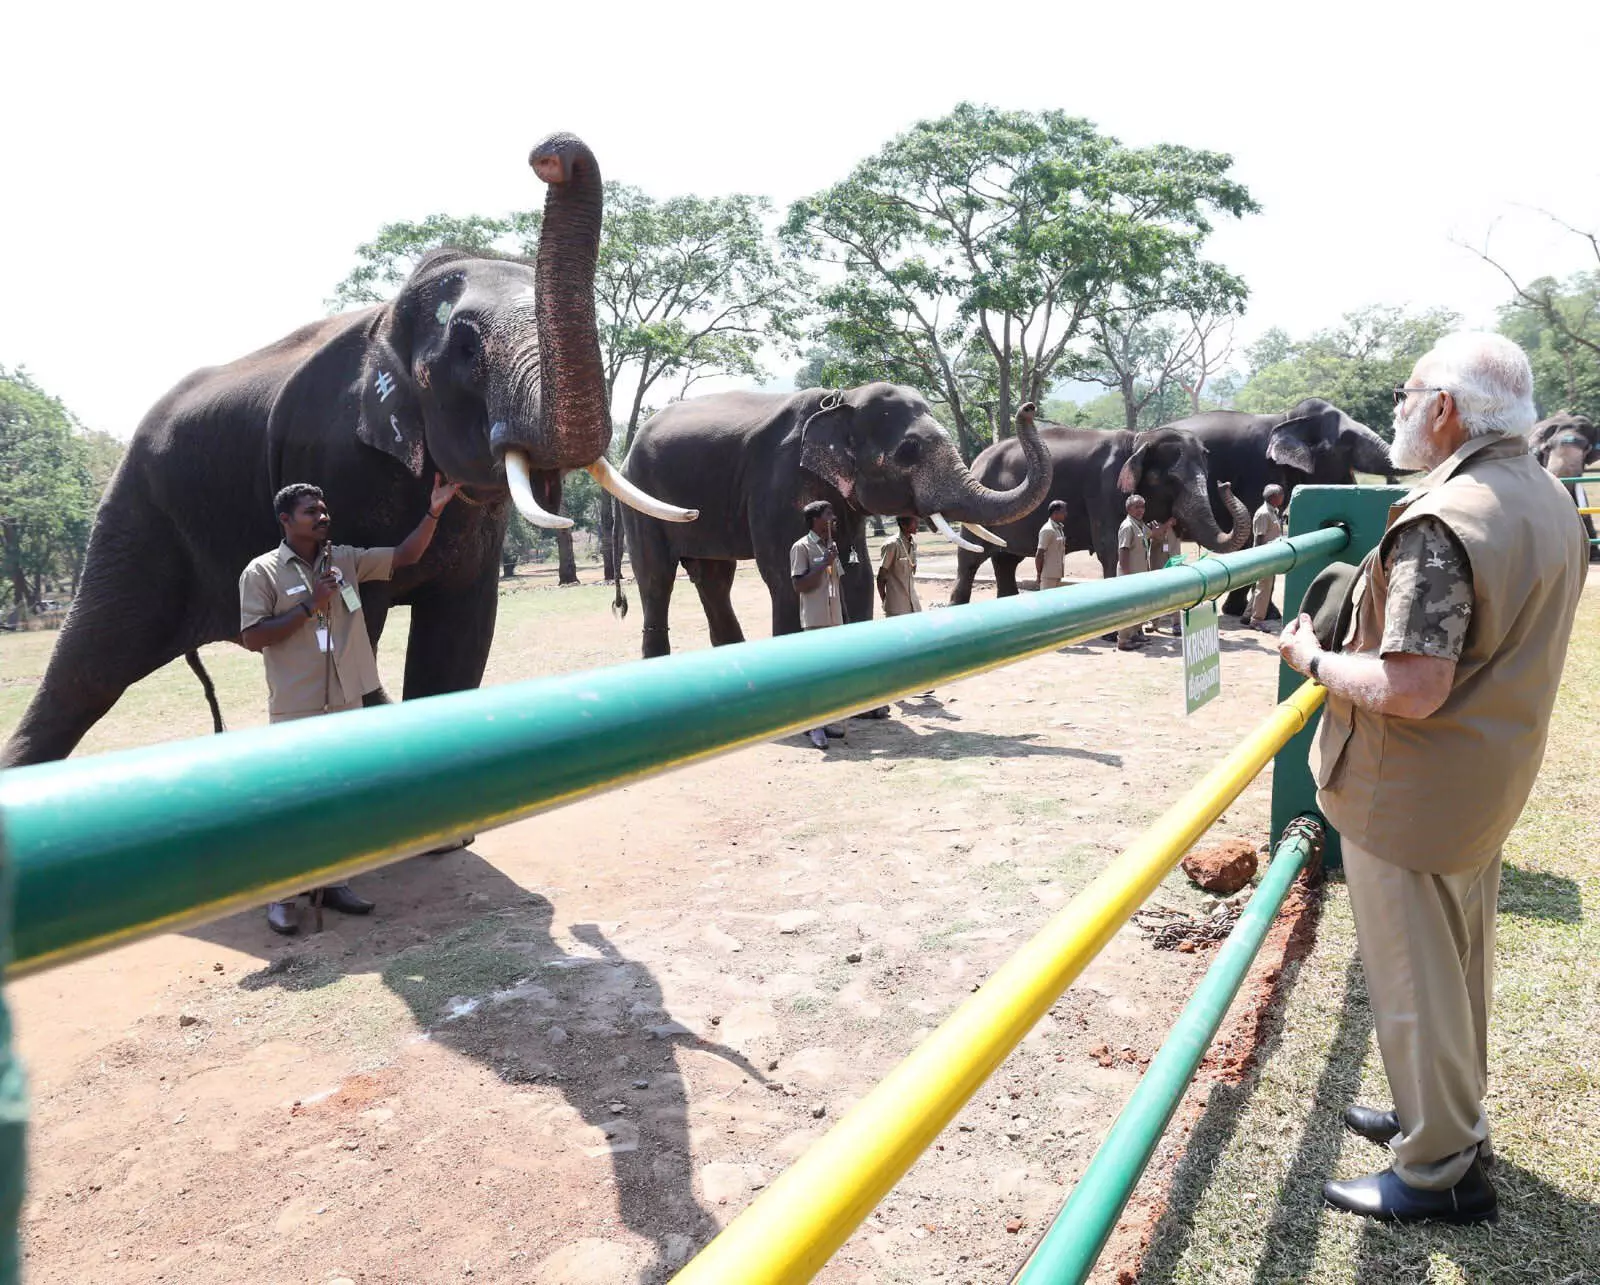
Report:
672,680,1326,1284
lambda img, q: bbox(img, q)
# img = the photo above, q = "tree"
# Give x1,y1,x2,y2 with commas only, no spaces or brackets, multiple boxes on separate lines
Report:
0,368,119,619
783,103,1257,459
1497,273,1600,414
1461,212,1600,379
331,186,808,582
1076,262,1246,428
1233,306,1459,437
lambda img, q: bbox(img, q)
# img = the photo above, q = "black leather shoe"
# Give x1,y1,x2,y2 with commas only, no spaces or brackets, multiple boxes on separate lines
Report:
317,884,374,916
266,901,299,935
425,836,474,855
1324,1159,1497,1224
851,706,891,720
1343,1103,1400,1147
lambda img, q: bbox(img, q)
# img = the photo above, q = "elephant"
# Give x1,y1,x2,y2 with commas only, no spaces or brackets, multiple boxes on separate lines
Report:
619,387,1052,656
1172,398,1396,618
2,133,689,769
1530,411,1600,555
948,423,1251,604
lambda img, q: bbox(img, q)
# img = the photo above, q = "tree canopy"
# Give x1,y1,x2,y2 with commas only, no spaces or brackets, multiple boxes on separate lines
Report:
783,103,1257,458
1497,271,1600,417
0,367,122,617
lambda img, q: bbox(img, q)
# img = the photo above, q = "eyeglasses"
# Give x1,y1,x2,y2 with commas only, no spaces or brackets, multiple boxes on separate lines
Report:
1392,385,1449,407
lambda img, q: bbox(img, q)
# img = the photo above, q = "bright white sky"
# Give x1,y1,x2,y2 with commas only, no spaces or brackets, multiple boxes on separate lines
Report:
5,0,1597,438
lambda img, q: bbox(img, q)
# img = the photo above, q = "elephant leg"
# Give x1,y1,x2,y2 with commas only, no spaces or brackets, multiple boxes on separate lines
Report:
755,547,802,639
684,558,744,647
625,512,676,659
992,553,1023,598
400,564,498,701
2,517,195,766
1221,535,1256,616
949,547,986,606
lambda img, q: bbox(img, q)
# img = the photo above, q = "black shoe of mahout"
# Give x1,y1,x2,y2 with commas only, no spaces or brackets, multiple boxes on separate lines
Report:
317,884,375,916
266,901,299,935
1323,1158,1497,1224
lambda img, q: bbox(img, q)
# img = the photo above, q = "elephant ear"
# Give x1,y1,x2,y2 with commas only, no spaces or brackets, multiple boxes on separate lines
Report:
1117,435,1152,493
356,312,428,479
798,392,858,501
1266,412,1331,475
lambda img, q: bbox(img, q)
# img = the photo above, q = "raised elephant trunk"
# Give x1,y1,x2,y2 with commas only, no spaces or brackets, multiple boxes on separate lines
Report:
1177,479,1249,553
504,134,694,530
530,132,609,469
926,403,1053,528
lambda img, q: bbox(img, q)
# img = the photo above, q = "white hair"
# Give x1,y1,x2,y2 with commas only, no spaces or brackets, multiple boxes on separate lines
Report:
1417,331,1537,438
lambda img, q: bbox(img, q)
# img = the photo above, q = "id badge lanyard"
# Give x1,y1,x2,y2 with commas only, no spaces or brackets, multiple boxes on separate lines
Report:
291,555,335,713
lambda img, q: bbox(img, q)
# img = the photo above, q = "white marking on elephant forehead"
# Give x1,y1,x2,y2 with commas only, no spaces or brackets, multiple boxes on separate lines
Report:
390,414,403,443
435,300,452,325
510,286,538,311
375,370,396,401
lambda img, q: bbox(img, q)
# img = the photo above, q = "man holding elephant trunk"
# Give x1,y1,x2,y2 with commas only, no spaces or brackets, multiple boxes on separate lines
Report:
239,475,460,934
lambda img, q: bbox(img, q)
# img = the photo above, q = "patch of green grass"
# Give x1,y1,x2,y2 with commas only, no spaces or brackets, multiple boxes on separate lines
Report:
917,917,977,952
787,993,828,1015
1136,591,1600,1284
378,916,533,1024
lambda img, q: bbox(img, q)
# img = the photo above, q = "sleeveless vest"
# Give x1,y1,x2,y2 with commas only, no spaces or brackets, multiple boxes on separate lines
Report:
1310,433,1586,873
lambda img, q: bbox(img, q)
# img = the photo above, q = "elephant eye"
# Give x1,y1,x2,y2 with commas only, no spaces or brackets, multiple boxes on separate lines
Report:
452,322,480,363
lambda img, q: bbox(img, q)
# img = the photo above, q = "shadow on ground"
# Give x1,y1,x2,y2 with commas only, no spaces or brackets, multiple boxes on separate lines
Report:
1499,863,1583,923
188,850,768,1279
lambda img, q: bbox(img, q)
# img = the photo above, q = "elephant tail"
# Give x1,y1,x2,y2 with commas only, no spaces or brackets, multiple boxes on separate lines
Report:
612,579,629,620
184,649,226,734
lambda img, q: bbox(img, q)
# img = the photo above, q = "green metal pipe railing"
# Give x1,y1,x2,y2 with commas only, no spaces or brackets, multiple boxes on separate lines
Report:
1013,816,1325,1285
1557,474,1600,484
0,527,1346,978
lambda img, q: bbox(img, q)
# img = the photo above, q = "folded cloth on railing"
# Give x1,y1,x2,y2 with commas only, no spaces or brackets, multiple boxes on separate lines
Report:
1298,560,1361,652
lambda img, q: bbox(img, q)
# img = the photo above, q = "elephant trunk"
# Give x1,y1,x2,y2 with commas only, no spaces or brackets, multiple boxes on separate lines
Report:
530,132,610,470
1178,478,1249,553
1344,419,1397,477
927,402,1053,527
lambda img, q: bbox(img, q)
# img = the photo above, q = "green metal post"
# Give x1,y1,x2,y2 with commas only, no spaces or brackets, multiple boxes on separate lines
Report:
1270,485,1404,868
0,528,1346,978
1013,817,1324,1285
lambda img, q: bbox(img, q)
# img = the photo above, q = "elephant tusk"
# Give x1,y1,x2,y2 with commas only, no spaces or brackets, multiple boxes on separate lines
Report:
504,448,574,530
960,522,1005,547
587,457,699,523
930,512,984,554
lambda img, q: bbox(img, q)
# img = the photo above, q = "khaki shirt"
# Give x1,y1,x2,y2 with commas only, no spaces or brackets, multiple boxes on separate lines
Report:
240,541,395,717
1117,515,1150,574
1252,503,1283,544
878,535,922,616
1036,520,1067,580
790,531,843,629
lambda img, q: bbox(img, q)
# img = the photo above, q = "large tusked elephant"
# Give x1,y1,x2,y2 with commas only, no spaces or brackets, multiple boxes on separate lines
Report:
948,423,1250,603
620,387,1051,656
1530,411,1600,555
2,133,688,769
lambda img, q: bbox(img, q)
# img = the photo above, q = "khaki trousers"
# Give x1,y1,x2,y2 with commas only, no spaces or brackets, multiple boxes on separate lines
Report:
270,699,362,724
1039,575,1062,591
1245,573,1276,624
1342,837,1499,1189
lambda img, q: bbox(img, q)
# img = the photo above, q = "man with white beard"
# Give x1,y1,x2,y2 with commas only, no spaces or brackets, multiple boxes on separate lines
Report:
1279,332,1585,1223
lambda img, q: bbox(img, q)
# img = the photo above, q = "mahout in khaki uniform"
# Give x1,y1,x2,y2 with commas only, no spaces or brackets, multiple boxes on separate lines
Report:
1034,499,1068,590
790,500,848,749
240,476,460,933
877,516,923,617
1115,494,1151,649
1243,484,1285,630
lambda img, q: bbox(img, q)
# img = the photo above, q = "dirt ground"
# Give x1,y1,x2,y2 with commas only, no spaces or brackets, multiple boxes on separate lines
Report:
6,548,1295,1284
